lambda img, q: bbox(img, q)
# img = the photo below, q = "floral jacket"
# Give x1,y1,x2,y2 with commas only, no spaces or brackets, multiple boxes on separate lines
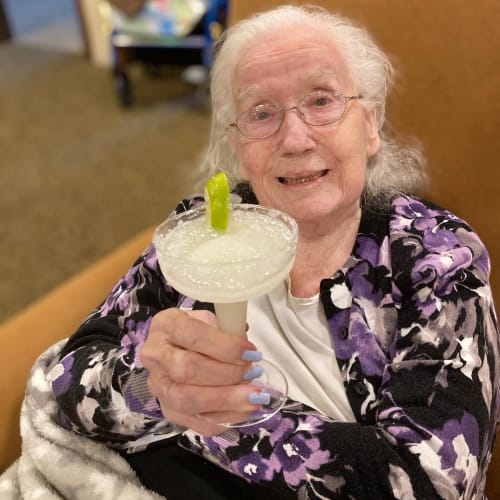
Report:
49,190,500,499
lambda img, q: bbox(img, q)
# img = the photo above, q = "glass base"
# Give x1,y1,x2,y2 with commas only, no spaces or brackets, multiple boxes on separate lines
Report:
202,359,288,429
230,358,288,427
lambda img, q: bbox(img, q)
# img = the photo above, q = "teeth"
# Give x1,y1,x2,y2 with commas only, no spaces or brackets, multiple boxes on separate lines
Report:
280,170,326,185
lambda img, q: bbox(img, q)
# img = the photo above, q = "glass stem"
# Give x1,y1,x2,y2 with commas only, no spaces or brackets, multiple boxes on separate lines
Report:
214,302,248,337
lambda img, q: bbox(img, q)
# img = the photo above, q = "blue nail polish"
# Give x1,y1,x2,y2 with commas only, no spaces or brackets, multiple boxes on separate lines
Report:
249,392,271,406
243,365,263,381
242,350,263,362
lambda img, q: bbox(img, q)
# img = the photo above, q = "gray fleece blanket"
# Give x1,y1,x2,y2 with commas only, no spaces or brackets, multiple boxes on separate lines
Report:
0,341,162,499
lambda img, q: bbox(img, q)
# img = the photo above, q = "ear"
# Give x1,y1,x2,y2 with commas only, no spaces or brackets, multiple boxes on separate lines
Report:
225,125,250,180
364,108,381,158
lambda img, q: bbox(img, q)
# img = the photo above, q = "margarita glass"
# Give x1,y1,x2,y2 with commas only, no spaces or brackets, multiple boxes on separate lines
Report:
153,203,298,426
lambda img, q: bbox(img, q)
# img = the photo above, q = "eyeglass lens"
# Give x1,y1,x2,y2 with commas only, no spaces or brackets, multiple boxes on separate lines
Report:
236,91,349,139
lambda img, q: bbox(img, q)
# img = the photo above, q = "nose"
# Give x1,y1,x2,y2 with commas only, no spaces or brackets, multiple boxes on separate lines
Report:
278,107,315,153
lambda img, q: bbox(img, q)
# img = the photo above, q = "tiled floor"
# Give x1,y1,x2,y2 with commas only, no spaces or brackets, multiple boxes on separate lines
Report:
3,0,83,53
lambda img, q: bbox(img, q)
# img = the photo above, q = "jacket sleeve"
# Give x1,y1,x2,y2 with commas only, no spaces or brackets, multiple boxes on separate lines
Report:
48,242,178,446
177,200,500,499
48,197,208,447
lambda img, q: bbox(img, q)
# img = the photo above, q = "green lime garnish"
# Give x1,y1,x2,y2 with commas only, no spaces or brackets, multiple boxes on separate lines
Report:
205,172,230,232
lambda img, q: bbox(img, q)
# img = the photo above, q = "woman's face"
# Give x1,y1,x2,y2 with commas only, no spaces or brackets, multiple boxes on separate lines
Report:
227,28,380,227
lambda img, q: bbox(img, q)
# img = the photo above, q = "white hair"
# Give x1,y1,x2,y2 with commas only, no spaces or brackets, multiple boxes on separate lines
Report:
201,5,427,207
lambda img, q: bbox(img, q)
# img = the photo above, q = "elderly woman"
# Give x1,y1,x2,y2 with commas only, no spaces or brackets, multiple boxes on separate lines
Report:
48,5,499,499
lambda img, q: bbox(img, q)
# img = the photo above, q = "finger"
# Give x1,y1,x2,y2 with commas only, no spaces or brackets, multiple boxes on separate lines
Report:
157,308,257,364
158,378,264,416
154,386,265,436
160,407,227,436
185,309,218,328
165,345,258,386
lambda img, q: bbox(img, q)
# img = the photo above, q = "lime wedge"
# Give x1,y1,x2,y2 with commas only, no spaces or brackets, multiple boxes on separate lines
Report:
205,172,230,232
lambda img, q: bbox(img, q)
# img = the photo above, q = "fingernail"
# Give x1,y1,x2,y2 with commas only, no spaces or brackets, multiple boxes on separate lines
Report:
249,392,271,406
243,365,263,381
241,350,263,362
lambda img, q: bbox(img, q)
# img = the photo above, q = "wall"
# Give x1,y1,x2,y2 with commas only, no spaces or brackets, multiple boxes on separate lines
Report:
229,0,500,306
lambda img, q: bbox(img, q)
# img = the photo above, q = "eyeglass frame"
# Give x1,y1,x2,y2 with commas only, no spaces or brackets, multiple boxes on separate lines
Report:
228,90,363,140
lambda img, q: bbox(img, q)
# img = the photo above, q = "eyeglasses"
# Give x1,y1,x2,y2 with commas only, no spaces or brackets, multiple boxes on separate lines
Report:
229,90,362,140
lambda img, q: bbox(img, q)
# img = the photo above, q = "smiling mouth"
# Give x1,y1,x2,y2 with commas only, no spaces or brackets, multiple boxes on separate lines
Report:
279,169,328,185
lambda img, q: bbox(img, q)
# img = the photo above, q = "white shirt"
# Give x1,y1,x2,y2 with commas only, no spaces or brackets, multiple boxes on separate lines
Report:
247,279,356,422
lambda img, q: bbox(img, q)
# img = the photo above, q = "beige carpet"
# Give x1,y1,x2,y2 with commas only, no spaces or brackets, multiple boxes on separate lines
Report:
0,43,211,322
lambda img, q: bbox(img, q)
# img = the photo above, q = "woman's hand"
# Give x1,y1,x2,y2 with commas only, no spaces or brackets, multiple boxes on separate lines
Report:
141,308,264,435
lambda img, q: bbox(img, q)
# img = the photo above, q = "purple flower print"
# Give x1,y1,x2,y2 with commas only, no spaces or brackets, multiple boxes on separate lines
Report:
120,318,152,368
422,228,460,253
50,354,75,397
235,451,270,481
263,417,330,486
436,412,479,473
355,235,381,267
411,245,473,299
143,244,157,269
394,198,445,228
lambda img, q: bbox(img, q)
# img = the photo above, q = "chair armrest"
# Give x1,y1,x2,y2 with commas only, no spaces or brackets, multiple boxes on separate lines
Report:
0,227,154,472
